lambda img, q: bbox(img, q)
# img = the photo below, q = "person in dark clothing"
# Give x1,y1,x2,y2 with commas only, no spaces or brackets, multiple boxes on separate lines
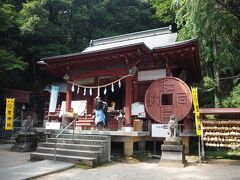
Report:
94,97,106,128
102,101,108,128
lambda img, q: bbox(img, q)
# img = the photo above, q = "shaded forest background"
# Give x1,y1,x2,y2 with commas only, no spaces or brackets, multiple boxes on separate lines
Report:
0,0,240,115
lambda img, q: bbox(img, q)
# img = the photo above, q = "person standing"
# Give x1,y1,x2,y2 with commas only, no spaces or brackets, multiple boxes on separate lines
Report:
94,96,105,129
102,101,108,128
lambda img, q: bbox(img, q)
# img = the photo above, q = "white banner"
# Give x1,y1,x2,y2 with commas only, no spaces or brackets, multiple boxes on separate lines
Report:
49,85,60,112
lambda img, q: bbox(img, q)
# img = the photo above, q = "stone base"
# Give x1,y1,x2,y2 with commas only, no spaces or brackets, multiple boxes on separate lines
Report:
12,133,38,152
159,140,186,168
159,160,185,168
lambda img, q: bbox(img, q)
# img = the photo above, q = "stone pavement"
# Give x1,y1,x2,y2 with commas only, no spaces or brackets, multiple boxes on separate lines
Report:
0,144,74,180
0,144,32,169
0,160,74,180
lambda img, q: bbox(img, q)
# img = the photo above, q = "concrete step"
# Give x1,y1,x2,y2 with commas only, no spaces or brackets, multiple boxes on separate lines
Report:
58,134,109,140
30,152,97,167
36,147,100,158
47,138,108,145
39,142,103,151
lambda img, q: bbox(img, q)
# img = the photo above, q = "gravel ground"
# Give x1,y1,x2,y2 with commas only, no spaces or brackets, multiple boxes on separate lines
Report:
35,160,240,180
0,144,239,180
0,144,32,169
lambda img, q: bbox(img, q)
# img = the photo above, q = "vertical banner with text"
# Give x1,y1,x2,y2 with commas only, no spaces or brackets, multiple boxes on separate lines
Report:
191,87,201,136
5,98,15,130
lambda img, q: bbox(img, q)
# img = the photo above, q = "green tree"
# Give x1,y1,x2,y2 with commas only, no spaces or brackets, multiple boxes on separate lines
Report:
172,0,240,107
150,0,176,25
0,3,27,86
223,83,240,108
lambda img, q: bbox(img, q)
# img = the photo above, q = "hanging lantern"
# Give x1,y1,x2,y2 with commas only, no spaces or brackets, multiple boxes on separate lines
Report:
104,86,107,95
83,88,86,96
77,86,80,94
111,83,114,92
71,84,75,92
118,80,121,88
89,88,92,95
97,87,100,96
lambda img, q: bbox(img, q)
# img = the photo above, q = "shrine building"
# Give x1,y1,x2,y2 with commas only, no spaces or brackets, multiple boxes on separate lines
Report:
37,26,201,156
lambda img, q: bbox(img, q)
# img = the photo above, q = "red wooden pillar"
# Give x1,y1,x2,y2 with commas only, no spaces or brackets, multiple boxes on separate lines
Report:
133,81,138,102
66,82,72,112
125,76,132,125
166,57,173,77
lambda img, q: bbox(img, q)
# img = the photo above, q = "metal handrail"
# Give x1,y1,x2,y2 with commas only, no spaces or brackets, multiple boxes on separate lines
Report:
54,116,78,162
53,110,87,161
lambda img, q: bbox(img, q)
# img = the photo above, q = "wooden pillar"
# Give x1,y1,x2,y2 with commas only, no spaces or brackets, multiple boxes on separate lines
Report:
181,136,190,154
133,81,138,102
166,57,173,77
66,82,72,112
125,76,132,125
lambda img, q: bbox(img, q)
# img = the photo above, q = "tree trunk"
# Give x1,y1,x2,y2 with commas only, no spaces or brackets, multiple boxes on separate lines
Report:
31,55,38,125
212,36,221,107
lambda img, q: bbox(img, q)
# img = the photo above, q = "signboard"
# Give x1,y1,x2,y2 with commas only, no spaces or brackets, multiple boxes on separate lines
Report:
59,100,87,117
5,98,15,130
191,87,201,136
152,124,168,137
45,122,61,130
131,102,145,117
138,69,166,81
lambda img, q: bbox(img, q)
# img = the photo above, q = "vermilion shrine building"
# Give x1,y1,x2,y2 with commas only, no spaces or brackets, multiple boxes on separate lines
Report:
38,26,201,155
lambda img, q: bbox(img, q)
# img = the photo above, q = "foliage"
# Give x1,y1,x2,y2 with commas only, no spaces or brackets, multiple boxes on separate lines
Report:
170,0,240,107
0,49,26,73
150,0,176,25
0,3,27,76
206,147,240,160
222,83,240,108
173,0,240,74
203,76,215,91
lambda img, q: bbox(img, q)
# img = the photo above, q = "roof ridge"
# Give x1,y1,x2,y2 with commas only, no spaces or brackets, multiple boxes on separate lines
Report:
90,26,172,47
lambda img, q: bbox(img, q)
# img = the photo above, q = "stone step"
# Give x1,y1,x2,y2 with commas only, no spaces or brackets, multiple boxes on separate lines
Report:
77,119,94,123
39,142,103,151
76,123,93,126
75,125,96,130
57,134,109,140
36,147,100,158
30,152,96,167
47,138,108,145
78,116,94,120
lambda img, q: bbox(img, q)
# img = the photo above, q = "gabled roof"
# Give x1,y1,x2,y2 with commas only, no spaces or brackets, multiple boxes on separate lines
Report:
83,26,177,53
40,26,176,62
38,26,202,82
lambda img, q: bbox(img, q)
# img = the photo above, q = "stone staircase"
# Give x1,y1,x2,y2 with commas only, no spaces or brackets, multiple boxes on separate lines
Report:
30,134,111,167
76,116,95,130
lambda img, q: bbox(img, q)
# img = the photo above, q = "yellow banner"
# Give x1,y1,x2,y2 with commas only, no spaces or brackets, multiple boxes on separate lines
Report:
191,87,201,136
195,111,201,136
5,98,15,130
